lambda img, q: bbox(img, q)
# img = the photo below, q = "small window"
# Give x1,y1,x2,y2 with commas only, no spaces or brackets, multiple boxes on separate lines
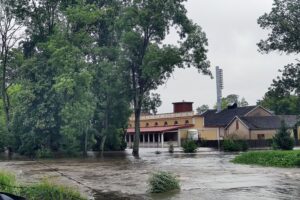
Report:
185,120,189,124
145,123,149,127
164,121,168,126
155,122,158,126
129,124,132,128
174,121,178,125
257,134,265,140
236,121,239,130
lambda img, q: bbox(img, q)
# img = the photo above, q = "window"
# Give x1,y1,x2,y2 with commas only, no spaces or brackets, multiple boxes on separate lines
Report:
155,122,158,126
145,123,149,127
164,121,168,126
174,121,178,125
257,134,265,140
236,121,239,130
129,124,132,128
185,120,189,124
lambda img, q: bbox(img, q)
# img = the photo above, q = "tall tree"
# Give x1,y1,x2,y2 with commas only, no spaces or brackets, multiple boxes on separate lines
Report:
257,0,300,54
120,0,211,156
0,0,23,130
196,104,209,114
214,94,249,110
257,0,300,115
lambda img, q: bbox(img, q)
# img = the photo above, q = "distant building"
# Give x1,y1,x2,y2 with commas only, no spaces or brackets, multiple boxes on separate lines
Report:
126,102,300,148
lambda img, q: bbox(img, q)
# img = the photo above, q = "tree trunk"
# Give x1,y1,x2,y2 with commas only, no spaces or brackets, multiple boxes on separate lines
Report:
100,135,107,152
132,107,141,156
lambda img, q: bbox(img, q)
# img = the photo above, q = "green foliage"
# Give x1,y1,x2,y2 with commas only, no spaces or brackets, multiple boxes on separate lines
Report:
214,94,249,110
272,121,295,150
0,171,20,195
0,171,86,200
148,171,180,193
20,180,86,200
223,134,248,152
182,140,198,153
257,0,300,54
142,92,162,115
223,140,248,152
233,150,300,168
196,104,209,114
36,148,54,159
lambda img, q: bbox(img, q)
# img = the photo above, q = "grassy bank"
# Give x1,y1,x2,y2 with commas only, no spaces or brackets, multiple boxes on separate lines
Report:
232,150,300,168
0,171,86,200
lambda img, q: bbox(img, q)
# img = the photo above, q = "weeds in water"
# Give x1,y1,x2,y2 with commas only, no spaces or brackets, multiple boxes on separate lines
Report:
148,171,180,193
0,171,86,200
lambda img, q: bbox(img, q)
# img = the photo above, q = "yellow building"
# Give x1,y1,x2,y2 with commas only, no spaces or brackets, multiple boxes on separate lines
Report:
126,102,299,147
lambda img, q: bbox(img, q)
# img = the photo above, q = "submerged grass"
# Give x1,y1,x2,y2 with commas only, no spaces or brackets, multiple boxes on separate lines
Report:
232,150,300,168
0,171,86,200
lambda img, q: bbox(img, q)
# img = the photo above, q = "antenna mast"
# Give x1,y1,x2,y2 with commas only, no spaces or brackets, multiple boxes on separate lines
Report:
216,66,224,113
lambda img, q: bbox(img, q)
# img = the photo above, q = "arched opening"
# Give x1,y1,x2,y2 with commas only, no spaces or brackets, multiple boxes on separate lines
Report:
174,121,178,125
164,121,168,126
185,120,189,124
155,122,158,126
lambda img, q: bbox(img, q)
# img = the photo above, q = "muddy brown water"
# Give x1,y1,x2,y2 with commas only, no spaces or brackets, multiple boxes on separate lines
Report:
1,148,300,200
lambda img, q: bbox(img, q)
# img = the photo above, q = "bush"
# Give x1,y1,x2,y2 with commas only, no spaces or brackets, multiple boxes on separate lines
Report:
223,134,248,152
272,121,295,150
233,150,300,168
182,140,197,153
148,171,180,193
36,148,54,159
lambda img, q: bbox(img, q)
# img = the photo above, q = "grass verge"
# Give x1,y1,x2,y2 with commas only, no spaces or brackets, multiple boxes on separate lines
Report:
0,171,86,200
232,150,300,168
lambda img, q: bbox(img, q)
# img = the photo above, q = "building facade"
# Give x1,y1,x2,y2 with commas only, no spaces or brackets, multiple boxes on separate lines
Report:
126,102,300,148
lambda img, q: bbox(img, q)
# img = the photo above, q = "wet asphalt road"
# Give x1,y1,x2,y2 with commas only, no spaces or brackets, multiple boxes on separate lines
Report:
1,148,300,200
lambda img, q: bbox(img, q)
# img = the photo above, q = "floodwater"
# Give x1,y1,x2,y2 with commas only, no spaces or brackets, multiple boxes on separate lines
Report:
1,148,300,200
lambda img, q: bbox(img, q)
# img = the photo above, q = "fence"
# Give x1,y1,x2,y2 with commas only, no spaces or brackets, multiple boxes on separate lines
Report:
198,139,277,149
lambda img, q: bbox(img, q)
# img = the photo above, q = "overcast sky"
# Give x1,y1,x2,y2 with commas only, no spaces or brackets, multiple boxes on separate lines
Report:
155,0,298,113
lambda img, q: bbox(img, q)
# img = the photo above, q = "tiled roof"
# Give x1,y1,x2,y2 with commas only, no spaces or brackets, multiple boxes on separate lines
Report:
239,115,298,130
126,125,192,134
200,106,256,127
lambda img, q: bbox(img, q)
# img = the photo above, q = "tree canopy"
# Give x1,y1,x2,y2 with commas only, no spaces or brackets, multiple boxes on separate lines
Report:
0,0,210,157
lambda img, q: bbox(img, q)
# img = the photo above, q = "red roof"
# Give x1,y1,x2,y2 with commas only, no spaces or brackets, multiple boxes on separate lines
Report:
127,125,192,134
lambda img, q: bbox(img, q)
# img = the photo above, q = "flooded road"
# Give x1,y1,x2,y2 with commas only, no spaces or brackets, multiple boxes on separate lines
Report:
1,148,300,200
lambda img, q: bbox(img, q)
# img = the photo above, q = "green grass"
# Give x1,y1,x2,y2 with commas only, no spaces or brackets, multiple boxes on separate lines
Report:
232,150,300,168
148,171,180,193
0,171,86,200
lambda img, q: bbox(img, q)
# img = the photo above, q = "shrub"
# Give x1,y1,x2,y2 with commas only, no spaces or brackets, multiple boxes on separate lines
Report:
182,140,197,153
148,171,180,193
36,148,54,159
272,121,294,150
168,144,174,153
223,134,248,152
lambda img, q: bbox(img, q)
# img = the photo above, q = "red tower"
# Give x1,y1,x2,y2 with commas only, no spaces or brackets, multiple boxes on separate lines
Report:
173,101,193,113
